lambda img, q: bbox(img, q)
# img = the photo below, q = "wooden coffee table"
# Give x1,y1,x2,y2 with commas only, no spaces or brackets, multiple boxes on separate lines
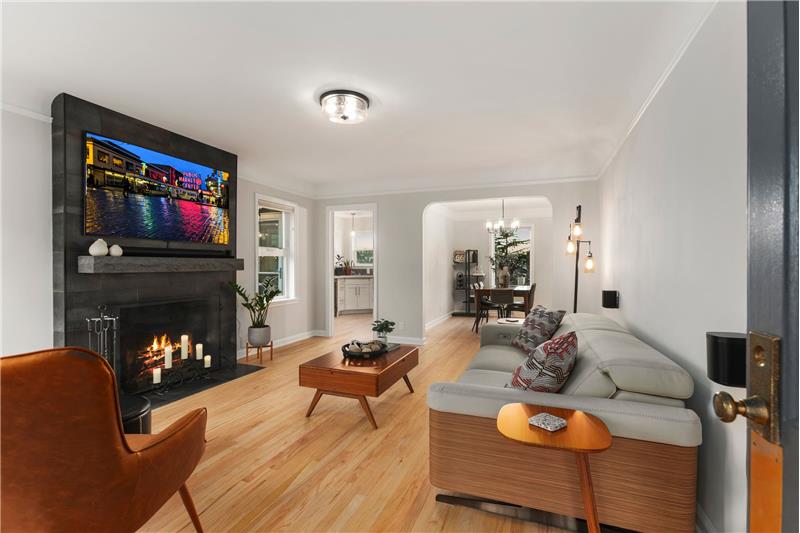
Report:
496,403,612,533
299,345,419,429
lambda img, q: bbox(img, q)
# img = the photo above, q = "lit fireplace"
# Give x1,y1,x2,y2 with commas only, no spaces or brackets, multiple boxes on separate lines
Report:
137,334,189,375
118,299,220,395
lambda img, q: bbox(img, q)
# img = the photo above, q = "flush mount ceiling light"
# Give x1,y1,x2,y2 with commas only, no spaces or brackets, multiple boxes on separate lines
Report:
320,90,370,125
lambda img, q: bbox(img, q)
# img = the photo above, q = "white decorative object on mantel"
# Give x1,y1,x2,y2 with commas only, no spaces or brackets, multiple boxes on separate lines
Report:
109,244,123,256
88,239,108,256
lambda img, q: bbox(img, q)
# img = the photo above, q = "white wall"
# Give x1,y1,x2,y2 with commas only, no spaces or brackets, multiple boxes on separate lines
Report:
314,180,602,343
598,4,747,531
422,204,454,328
1,109,53,356
236,178,317,349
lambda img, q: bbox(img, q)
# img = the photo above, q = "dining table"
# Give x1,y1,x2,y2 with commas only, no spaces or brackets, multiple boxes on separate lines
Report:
472,285,532,333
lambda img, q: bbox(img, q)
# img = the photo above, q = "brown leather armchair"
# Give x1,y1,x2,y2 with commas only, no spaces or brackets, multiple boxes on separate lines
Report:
1,347,207,533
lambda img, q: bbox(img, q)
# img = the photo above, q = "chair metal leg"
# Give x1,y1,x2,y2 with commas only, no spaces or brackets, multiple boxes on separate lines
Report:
179,484,204,533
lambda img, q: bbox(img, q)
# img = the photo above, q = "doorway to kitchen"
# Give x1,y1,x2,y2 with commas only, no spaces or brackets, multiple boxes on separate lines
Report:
325,205,378,338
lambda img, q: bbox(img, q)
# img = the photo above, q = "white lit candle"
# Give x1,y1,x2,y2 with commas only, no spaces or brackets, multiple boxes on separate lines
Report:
181,335,189,359
195,343,203,360
153,367,161,384
164,345,173,369
203,355,211,368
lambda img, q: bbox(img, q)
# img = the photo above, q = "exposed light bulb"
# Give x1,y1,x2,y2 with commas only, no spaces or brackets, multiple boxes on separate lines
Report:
572,223,583,238
497,219,504,229
351,230,355,237
584,252,595,273
566,239,576,255
485,220,493,230
511,219,520,229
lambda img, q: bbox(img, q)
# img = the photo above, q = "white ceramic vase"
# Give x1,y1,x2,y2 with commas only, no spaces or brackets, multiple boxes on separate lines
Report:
89,239,109,256
109,244,123,257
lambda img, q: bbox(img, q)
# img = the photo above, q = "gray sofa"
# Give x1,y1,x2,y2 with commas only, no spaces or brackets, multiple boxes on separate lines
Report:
428,313,701,533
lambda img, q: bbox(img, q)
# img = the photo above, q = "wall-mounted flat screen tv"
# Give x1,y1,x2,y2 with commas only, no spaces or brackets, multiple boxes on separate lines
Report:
84,132,230,245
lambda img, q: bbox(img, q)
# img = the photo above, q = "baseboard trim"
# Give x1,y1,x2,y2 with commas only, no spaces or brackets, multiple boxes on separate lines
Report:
236,329,326,359
387,335,425,346
425,312,453,331
695,502,717,533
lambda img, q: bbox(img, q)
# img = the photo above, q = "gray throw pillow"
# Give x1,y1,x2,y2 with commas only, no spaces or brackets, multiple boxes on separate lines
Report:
511,305,567,353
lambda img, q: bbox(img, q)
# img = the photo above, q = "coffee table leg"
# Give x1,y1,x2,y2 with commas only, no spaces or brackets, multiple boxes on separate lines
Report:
575,452,601,533
305,390,323,418
358,396,378,429
403,375,414,393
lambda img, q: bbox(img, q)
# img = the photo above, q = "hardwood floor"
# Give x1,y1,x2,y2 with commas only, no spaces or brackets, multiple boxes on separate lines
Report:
140,316,562,532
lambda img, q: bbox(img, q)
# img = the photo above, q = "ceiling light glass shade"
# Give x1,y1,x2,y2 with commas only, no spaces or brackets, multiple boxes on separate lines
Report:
583,251,596,273
571,223,583,238
565,238,577,255
320,90,369,125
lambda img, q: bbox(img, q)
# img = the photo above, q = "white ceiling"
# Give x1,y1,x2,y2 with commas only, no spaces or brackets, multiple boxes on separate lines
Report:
434,196,552,221
2,2,712,198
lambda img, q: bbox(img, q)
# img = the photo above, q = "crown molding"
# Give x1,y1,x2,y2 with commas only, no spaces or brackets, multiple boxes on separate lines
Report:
1,102,52,124
595,1,718,179
312,174,597,200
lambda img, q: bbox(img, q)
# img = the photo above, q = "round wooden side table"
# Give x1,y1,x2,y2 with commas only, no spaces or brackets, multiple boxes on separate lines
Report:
496,403,612,533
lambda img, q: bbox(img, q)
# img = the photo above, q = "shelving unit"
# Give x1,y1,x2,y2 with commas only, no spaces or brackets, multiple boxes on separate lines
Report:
452,249,484,317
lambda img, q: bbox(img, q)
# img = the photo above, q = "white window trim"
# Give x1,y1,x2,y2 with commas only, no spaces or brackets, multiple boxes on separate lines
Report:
255,193,298,304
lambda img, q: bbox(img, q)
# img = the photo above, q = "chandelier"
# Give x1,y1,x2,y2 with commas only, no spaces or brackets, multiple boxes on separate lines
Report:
485,199,520,235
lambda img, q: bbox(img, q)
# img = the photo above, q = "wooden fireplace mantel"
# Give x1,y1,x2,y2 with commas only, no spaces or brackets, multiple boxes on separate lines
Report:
77,256,245,274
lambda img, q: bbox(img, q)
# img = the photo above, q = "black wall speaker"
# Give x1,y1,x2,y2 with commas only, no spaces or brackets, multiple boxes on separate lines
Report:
706,332,746,387
602,290,619,309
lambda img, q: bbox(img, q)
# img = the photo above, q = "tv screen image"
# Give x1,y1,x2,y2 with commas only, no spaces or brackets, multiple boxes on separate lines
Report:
84,132,230,244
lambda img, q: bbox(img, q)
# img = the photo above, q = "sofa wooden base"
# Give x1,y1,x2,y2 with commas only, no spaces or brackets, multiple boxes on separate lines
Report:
429,409,698,533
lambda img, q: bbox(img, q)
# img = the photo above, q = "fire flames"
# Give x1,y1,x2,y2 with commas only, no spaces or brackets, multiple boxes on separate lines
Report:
139,334,186,368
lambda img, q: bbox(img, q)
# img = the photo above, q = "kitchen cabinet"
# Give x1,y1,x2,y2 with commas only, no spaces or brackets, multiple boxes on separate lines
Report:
336,277,374,315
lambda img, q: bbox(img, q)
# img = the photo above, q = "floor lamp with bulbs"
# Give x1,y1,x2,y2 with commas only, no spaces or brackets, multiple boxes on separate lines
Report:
566,205,595,313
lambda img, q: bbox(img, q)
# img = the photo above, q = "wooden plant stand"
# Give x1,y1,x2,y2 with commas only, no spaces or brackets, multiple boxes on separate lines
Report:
245,341,274,364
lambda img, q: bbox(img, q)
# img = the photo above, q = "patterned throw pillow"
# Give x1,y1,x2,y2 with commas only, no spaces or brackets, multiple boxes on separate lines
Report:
507,332,578,393
511,305,567,352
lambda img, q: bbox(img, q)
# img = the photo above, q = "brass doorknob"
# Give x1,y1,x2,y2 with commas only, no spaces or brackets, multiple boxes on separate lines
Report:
713,392,769,424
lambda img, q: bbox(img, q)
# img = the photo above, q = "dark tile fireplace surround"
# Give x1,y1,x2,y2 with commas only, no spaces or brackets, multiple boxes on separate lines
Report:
52,94,260,406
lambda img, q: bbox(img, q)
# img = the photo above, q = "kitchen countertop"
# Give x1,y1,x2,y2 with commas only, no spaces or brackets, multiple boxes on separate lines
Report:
334,275,374,279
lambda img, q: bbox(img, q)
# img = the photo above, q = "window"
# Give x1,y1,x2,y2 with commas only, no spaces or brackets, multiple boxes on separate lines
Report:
112,156,124,167
256,196,296,301
97,151,109,164
490,226,533,286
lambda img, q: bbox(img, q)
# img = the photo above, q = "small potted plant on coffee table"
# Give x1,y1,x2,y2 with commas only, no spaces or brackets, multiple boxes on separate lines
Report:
229,278,281,347
371,318,396,344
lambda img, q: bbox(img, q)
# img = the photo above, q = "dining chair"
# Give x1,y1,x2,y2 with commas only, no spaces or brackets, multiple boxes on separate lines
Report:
1,347,208,533
490,289,516,318
510,283,537,316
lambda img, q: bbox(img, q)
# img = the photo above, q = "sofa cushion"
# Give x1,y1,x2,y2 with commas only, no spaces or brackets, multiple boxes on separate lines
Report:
467,345,528,373
511,305,566,352
554,313,629,336
558,334,618,398
507,332,577,393
580,330,693,399
612,390,686,408
458,369,513,388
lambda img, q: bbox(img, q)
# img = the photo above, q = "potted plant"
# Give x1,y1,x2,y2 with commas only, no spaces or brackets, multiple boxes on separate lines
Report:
335,254,354,276
371,318,396,343
229,279,281,347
